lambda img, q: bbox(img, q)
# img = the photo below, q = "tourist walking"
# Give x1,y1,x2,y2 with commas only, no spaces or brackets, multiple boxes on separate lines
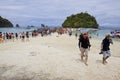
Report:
21,32,25,42
101,34,113,64
79,33,91,65
15,33,18,40
26,31,29,41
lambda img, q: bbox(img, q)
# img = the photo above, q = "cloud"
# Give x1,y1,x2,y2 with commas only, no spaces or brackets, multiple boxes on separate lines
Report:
0,5,25,10
0,0,120,27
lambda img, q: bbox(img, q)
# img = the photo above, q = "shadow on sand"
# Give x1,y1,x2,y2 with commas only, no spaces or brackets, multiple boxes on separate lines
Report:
0,65,74,80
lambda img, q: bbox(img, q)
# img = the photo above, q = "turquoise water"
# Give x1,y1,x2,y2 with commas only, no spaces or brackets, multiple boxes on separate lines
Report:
89,29,120,41
0,28,120,41
89,29,111,38
0,28,37,34
73,28,112,38
73,28,120,41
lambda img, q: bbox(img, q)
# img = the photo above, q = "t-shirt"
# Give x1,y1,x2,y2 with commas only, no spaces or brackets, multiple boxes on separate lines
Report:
80,38,90,49
0,34,2,38
102,38,111,51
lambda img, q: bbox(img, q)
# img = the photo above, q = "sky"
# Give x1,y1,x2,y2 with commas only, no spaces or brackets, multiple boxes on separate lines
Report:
0,0,120,27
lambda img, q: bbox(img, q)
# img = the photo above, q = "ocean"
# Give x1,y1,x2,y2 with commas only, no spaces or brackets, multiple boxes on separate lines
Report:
0,27,120,41
73,28,112,38
0,27,37,35
72,28,120,41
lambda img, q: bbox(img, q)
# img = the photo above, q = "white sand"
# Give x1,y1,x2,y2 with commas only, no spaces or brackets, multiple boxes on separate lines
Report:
0,33,120,80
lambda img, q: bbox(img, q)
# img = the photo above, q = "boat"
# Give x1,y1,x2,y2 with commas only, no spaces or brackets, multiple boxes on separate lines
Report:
110,30,120,38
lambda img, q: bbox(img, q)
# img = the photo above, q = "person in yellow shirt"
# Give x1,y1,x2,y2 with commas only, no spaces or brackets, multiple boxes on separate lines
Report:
0,32,3,43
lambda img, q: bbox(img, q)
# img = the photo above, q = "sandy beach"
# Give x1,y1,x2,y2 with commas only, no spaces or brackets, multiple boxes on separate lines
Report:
0,33,120,80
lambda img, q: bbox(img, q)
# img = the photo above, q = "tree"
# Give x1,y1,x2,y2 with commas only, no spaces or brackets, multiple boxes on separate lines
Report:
0,16,13,27
62,12,99,28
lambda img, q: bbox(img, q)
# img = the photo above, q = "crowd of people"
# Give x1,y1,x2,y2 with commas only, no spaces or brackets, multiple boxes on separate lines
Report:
0,28,68,43
0,31,40,43
0,29,113,65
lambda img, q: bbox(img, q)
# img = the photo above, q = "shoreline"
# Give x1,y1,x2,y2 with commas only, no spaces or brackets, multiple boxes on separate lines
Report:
0,33,120,56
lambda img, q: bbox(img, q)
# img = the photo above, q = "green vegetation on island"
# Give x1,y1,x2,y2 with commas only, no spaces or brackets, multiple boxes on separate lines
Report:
0,16,13,28
62,12,99,28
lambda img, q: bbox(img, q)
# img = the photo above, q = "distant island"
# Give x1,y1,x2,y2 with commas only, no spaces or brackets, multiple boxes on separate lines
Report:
62,12,99,28
0,16,13,28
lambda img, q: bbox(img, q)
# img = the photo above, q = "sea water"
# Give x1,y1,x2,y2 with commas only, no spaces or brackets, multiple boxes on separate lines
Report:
73,28,120,41
0,27,120,40
0,27,37,34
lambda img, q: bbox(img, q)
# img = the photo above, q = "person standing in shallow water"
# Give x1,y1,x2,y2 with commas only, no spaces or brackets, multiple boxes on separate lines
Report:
80,33,91,65
21,32,25,42
75,33,78,39
15,33,18,40
26,31,29,41
102,34,113,64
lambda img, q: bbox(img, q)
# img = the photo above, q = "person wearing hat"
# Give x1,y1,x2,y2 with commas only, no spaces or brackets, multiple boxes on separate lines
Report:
101,34,113,64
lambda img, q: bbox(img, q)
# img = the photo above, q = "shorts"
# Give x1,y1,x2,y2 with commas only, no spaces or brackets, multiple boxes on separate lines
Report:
22,36,25,39
80,47,88,56
103,50,111,58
